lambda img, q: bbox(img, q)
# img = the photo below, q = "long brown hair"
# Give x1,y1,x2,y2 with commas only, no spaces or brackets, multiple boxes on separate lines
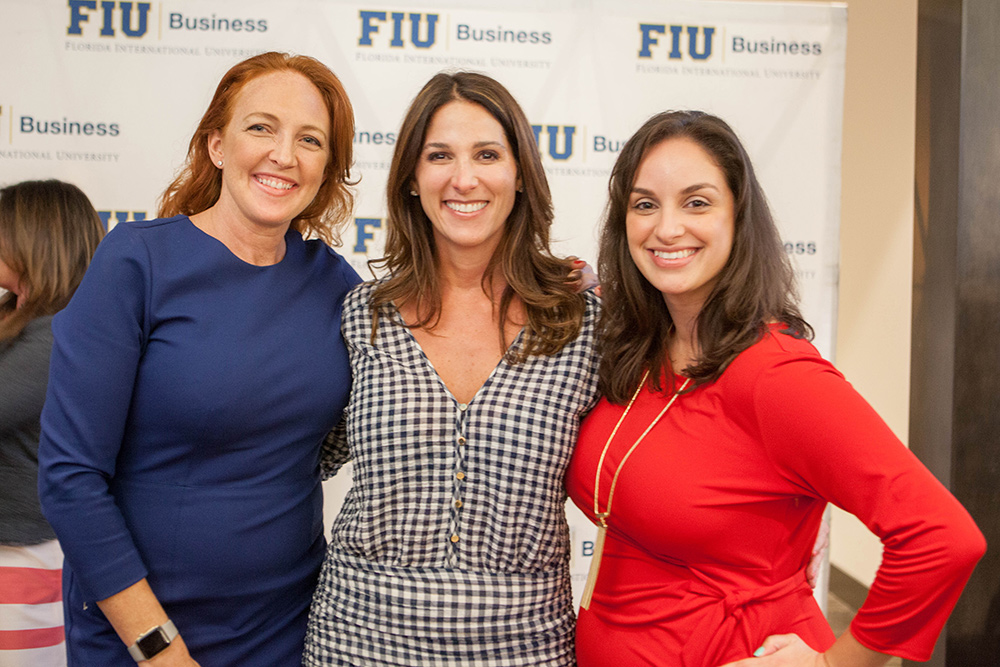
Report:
598,110,811,403
158,52,355,245
370,71,584,361
0,180,105,341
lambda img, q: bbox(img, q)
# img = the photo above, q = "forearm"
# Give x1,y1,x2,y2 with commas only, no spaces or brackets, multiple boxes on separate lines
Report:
823,631,890,667
96,579,196,665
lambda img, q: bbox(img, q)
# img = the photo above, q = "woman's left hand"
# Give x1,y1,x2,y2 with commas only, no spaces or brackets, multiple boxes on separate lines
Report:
566,258,600,294
716,634,827,667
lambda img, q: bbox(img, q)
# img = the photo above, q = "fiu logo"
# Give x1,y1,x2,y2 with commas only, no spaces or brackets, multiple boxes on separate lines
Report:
358,10,439,48
638,23,715,60
531,125,576,161
97,210,146,230
353,217,382,254
68,1,152,38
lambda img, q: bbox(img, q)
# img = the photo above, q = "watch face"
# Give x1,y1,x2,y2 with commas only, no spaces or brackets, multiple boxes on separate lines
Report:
137,628,170,658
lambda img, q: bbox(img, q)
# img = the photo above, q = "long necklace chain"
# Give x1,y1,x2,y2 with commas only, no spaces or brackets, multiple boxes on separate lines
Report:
580,369,690,610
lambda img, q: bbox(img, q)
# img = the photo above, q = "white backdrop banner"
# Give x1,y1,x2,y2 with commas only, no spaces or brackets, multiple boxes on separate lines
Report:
0,0,846,604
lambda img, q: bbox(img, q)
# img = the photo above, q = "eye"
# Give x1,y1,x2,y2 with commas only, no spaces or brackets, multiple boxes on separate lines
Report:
478,149,500,161
425,151,449,162
302,135,323,148
685,197,711,209
247,123,268,133
630,198,657,212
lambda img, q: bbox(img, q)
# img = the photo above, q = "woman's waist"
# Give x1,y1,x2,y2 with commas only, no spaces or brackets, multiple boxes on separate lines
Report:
313,546,574,638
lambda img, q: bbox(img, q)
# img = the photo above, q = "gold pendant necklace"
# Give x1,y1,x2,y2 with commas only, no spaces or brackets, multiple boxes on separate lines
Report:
580,369,690,610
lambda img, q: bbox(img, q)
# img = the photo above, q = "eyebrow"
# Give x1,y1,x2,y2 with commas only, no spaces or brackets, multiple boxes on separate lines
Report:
631,183,720,196
243,112,328,140
422,140,506,151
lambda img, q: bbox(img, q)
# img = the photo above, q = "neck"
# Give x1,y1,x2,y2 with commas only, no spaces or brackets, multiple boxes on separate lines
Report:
664,296,703,374
190,205,287,266
435,241,505,296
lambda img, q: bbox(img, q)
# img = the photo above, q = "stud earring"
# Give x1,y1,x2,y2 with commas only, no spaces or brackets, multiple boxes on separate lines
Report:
410,189,418,196
217,160,223,167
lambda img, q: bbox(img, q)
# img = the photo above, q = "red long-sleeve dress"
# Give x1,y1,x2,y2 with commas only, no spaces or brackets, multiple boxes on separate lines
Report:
565,326,985,667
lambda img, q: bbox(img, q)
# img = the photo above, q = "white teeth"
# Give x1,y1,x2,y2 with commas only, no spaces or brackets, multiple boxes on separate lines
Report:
256,176,294,190
653,248,696,260
446,201,487,213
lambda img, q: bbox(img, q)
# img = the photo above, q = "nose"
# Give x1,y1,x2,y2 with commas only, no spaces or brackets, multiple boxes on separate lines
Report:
653,209,685,243
269,133,296,168
450,158,478,192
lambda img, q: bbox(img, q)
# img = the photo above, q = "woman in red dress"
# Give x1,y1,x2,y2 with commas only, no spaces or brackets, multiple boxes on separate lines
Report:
565,110,985,667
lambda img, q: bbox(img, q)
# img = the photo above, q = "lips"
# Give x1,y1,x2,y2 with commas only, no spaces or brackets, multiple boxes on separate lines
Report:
254,174,295,191
445,200,487,213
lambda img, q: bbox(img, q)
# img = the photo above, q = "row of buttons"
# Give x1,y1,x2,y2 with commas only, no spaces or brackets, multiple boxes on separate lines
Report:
450,403,470,550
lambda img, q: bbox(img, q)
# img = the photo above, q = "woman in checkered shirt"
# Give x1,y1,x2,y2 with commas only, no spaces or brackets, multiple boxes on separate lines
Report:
303,71,600,666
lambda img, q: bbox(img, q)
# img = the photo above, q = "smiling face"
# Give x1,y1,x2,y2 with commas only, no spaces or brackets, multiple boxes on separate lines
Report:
207,70,331,232
413,99,520,259
626,136,735,317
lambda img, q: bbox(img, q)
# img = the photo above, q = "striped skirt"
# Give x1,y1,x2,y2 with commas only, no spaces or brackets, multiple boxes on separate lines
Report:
0,540,65,667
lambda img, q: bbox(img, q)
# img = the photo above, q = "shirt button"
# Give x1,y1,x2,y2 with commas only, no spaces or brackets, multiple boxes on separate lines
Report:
458,403,468,412
451,534,460,543
455,500,463,508
457,436,467,445
456,472,465,480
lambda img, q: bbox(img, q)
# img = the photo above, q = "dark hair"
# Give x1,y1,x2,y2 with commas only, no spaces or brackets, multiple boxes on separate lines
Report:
597,110,811,403
370,71,584,360
159,51,355,245
0,180,105,341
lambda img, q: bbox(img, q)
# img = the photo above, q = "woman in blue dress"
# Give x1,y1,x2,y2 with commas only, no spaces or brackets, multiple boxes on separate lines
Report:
38,52,359,666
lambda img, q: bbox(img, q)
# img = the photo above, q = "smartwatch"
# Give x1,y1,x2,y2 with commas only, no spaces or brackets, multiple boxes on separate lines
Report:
127,619,179,662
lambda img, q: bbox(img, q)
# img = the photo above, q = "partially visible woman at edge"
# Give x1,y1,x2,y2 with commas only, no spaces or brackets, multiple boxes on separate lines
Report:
566,110,985,667
303,71,600,666
0,180,104,667
38,52,359,666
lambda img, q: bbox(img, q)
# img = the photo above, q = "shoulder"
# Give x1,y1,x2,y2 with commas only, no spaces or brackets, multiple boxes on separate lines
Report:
97,215,190,262
300,237,362,282
340,280,381,331
730,326,830,372
0,315,54,362
721,325,841,399
343,279,378,311
20,314,55,346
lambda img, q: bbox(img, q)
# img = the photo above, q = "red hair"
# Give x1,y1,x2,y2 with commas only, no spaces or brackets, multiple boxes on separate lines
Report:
159,52,355,244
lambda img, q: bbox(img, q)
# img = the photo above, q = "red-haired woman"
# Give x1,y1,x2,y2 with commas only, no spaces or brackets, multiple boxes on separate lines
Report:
39,53,359,666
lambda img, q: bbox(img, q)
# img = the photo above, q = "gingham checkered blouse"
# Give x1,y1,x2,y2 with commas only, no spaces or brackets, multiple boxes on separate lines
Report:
304,281,600,666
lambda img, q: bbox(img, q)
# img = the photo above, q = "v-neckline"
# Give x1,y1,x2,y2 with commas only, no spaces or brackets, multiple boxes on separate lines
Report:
394,305,526,408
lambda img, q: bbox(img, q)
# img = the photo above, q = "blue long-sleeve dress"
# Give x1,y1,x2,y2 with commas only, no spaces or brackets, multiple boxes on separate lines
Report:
38,215,359,666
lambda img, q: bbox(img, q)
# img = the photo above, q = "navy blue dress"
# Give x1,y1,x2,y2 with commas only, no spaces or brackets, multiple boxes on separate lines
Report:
38,215,359,666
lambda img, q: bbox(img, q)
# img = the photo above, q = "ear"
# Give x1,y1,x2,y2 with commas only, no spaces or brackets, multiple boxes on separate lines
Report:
207,129,224,167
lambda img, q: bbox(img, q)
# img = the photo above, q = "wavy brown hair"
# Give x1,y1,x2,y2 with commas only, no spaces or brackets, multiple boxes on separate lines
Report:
0,180,105,342
158,52,355,245
370,71,584,361
598,110,811,403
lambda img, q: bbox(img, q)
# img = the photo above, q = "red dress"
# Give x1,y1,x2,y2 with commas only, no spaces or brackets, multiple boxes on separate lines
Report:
566,327,985,667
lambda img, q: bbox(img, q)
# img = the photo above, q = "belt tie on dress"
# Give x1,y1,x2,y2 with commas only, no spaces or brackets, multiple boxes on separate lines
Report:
679,569,808,667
